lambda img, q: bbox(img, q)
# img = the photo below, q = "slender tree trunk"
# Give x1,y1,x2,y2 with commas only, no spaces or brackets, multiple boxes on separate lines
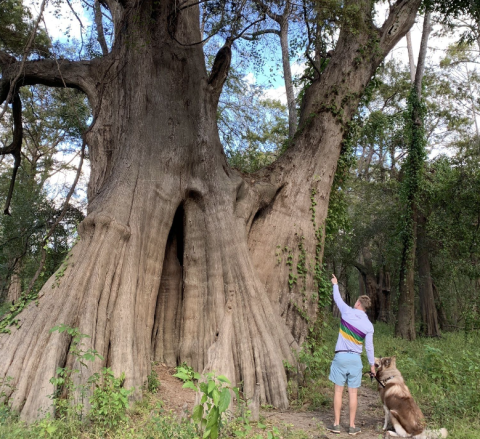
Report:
395,11,431,340
416,212,440,337
395,229,417,340
354,259,379,323
377,267,391,323
406,31,416,83
432,282,448,330
279,19,297,138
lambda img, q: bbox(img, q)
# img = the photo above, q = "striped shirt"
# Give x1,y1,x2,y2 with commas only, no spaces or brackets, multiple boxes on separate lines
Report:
333,285,375,365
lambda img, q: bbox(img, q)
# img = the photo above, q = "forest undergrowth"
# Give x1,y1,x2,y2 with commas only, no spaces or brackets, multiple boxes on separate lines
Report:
0,316,478,438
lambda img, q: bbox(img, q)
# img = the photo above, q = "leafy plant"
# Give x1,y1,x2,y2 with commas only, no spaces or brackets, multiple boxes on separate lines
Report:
146,365,161,394
174,365,234,439
88,367,133,430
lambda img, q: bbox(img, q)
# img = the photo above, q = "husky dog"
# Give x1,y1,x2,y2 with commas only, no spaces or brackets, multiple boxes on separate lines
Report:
374,357,448,439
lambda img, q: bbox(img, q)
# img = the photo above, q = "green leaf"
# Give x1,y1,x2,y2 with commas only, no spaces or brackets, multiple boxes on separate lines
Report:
212,388,220,406
207,379,215,394
192,404,204,423
209,423,219,439
206,406,219,428
183,381,198,391
216,375,230,384
218,388,230,413
173,372,189,381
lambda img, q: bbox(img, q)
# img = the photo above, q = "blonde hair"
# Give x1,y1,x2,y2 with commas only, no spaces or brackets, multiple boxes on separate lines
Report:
358,295,371,310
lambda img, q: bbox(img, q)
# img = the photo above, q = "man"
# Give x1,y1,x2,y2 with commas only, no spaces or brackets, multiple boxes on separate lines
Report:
327,274,375,436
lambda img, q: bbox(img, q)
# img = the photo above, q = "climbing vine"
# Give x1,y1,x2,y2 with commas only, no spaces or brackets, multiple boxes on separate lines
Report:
399,87,427,271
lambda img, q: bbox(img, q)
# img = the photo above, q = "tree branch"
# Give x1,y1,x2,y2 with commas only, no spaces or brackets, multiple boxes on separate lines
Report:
0,55,101,106
379,0,423,57
95,0,109,56
241,29,280,40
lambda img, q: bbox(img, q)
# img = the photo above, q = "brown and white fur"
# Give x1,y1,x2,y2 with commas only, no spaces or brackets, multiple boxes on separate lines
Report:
374,357,448,439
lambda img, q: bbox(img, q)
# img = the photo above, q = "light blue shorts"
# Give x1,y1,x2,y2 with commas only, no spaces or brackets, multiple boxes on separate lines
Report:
329,352,363,388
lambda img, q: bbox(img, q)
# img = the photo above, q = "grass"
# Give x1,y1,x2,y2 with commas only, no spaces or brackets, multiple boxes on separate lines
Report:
372,323,480,439
297,318,480,439
0,319,479,438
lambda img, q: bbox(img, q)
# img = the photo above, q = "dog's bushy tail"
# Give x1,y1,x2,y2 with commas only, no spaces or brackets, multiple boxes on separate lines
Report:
423,428,448,438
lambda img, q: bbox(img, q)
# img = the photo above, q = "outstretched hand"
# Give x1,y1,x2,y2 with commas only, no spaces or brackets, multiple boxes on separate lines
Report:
331,274,338,285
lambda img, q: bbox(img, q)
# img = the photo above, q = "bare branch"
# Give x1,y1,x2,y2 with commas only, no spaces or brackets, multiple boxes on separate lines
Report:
241,29,280,41
95,0,109,56
66,0,85,55
302,0,321,78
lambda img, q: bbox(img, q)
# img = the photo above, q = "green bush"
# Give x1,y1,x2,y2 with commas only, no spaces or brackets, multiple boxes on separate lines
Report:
89,367,133,430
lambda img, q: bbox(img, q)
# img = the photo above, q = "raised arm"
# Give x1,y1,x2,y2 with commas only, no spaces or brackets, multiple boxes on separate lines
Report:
331,274,349,315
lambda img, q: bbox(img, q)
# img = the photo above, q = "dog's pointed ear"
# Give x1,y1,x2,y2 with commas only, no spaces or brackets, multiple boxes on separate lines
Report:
391,356,396,366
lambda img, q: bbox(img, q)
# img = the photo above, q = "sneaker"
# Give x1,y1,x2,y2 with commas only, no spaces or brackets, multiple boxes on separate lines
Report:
348,426,361,435
326,424,341,434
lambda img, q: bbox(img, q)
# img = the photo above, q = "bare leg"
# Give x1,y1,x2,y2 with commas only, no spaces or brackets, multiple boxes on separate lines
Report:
348,387,358,427
333,384,344,425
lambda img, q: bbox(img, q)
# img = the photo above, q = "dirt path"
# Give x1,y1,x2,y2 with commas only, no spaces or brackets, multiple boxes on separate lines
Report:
265,384,386,438
154,364,386,438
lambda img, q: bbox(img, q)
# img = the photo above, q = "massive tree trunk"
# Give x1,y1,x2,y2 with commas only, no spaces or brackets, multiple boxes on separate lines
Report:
0,0,421,421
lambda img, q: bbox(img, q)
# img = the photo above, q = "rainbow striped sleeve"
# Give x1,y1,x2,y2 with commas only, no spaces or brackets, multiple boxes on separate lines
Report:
339,319,366,345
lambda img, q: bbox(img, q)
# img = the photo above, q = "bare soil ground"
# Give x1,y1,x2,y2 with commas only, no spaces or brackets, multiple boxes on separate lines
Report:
153,363,387,438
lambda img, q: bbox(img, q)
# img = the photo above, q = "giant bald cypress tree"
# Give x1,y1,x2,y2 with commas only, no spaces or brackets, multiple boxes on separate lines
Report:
0,0,421,421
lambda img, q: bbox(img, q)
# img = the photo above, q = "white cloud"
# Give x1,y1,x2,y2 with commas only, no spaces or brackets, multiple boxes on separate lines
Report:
26,0,91,42
263,85,287,105
243,72,256,85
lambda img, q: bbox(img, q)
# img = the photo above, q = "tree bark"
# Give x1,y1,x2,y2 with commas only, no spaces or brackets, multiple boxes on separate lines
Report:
416,212,440,337
432,282,448,330
395,11,431,340
7,267,22,304
395,230,417,340
406,31,416,83
0,0,422,421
